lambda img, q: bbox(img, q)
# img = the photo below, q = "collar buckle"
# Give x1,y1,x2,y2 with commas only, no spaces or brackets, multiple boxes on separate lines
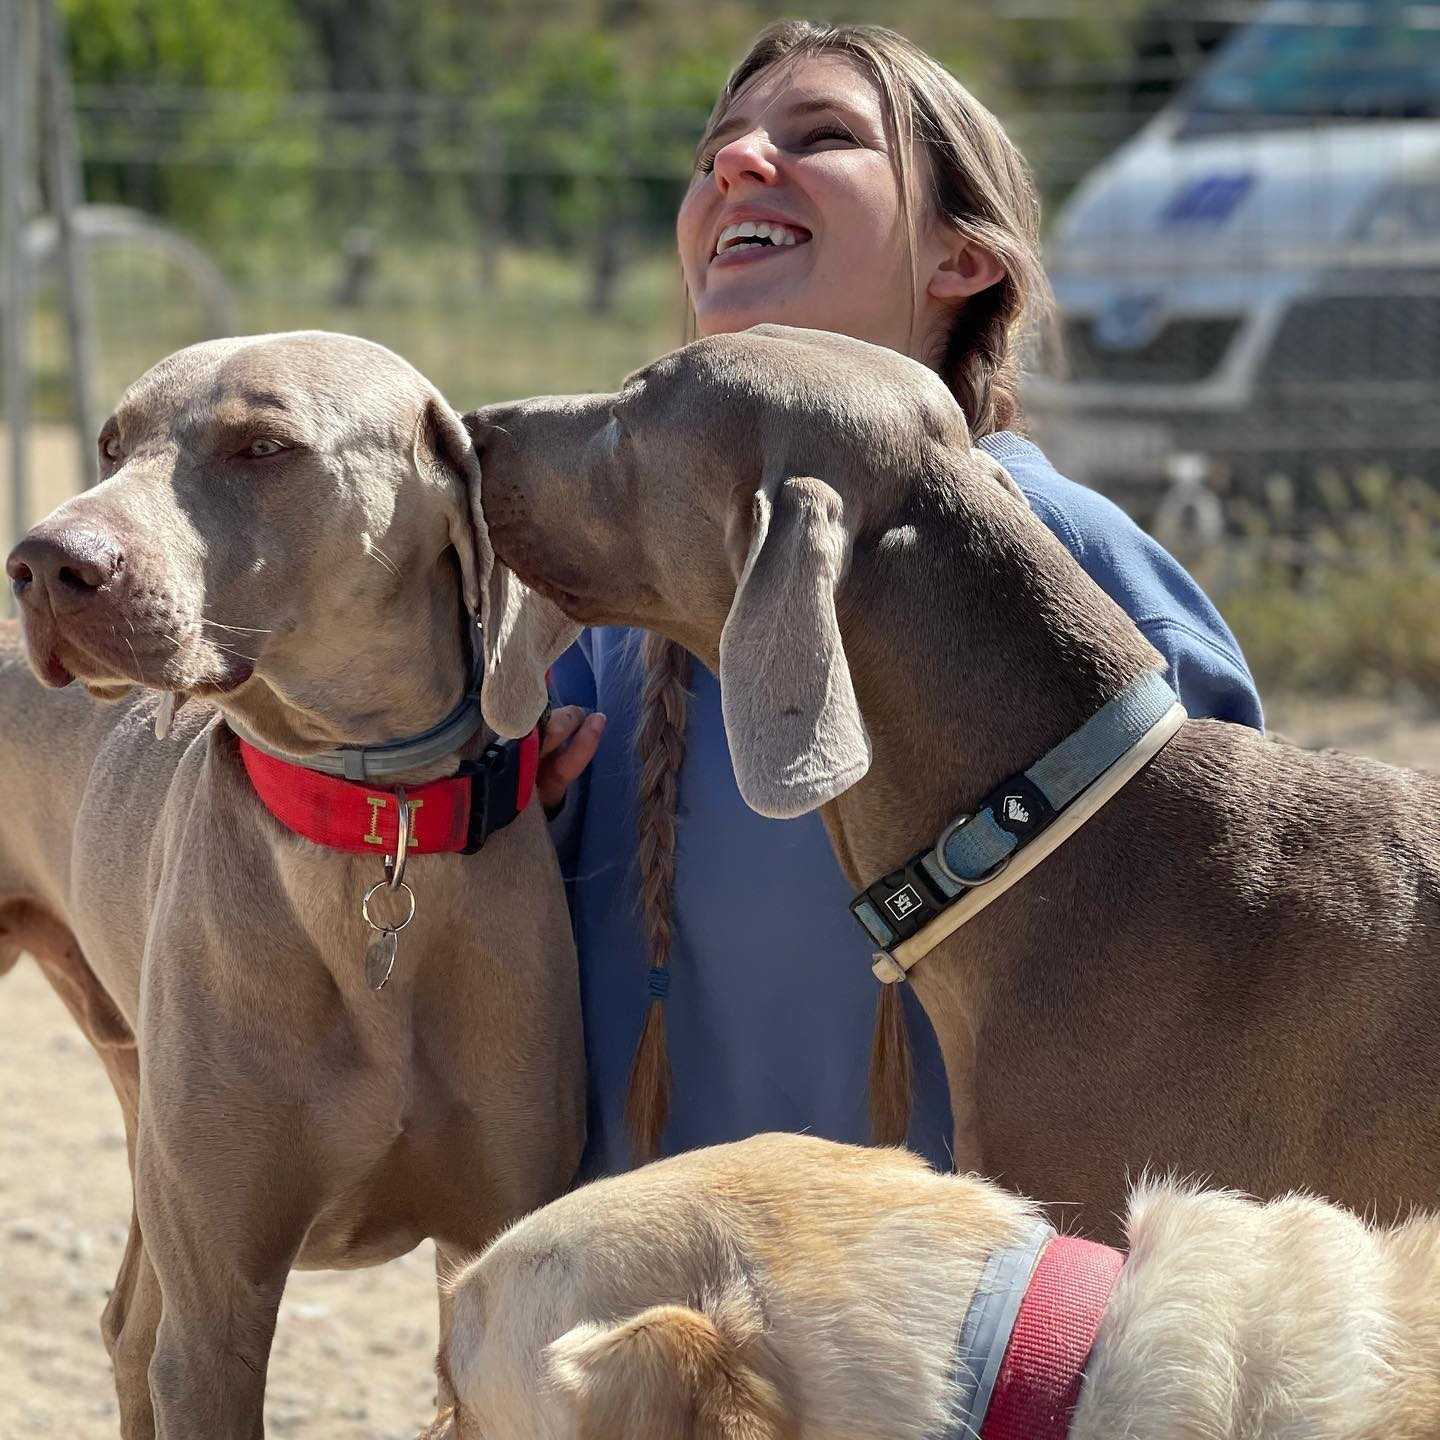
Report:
460,744,508,854
851,672,1185,981
850,853,948,951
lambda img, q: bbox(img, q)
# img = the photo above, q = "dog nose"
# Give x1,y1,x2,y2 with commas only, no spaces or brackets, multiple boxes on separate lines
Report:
7,528,124,613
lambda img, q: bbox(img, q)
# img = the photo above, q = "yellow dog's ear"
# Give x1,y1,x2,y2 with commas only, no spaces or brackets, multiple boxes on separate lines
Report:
546,1295,789,1440
420,399,579,737
719,472,871,819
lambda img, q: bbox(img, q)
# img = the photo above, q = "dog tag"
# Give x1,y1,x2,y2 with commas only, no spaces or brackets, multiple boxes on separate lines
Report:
365,928,398,990
360,877,414,994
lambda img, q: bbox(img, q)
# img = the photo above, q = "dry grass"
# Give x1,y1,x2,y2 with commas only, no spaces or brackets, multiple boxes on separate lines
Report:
27,241,687,426
1185,467,1440,706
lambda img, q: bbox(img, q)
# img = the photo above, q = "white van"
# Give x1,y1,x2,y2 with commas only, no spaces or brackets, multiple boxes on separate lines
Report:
1027,0,1440,520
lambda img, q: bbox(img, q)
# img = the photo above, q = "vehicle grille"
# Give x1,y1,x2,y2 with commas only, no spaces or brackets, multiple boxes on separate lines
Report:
1060,315,1241,384
1262,293,1440,385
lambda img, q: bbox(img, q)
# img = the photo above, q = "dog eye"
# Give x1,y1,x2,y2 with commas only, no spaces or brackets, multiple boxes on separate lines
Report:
100,434,122,462
244,438,287,459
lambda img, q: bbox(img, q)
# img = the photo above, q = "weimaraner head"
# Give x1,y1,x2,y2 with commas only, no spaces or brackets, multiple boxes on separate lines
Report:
5,332,572,753
468,325,1021,818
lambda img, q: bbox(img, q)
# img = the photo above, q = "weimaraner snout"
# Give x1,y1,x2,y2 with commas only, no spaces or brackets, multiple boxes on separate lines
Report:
468,326,970,649
6,511,149,691
467,396,640,622
8,523,124,614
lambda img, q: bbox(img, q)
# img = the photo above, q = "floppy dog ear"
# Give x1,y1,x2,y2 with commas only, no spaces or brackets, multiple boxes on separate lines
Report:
547,1296,788,1440
719,473,870,819
419,399,580,737
477,554,581,738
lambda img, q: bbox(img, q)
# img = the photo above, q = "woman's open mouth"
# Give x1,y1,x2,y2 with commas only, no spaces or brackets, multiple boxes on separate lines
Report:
710,220,812,268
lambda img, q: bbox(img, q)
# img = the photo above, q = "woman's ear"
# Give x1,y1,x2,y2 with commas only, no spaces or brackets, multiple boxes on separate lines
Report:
926,237,1006,303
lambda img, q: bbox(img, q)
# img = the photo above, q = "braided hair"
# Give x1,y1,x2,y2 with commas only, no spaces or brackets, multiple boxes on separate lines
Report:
627,19,1053,1156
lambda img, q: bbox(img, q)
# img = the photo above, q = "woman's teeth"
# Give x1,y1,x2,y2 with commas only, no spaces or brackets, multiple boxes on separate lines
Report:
715,220,804,255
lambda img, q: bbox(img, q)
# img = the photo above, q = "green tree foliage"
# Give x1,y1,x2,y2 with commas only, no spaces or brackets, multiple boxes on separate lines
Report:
61,0,319,259
62,0,306,87
60,0,1161,268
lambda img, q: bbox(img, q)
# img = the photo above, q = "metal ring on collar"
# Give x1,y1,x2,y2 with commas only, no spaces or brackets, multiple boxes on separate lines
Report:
362,879,416,933
386,787,412,891
936,812,1013,889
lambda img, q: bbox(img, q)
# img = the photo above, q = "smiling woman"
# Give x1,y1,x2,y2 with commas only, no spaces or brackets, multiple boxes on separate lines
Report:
678,53,1007,378
537,20,1265,1177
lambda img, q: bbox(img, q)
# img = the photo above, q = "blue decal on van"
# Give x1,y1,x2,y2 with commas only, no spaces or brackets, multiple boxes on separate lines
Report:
1160,172,1254,225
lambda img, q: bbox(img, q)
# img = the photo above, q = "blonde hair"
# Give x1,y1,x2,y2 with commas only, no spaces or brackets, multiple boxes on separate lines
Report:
629,21,1052,1159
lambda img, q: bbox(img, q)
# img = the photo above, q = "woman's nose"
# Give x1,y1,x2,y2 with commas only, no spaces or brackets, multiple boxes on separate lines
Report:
713,130,779,192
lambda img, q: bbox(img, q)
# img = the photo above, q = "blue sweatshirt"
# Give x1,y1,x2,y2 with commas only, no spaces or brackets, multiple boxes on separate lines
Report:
549,433,1263,1179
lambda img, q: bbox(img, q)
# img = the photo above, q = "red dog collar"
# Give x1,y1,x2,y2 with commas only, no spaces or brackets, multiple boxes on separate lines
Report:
980,1233,1125,1440
239,729,540,855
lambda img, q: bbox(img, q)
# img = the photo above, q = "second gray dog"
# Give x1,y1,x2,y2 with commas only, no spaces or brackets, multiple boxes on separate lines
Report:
468,324,1440,1241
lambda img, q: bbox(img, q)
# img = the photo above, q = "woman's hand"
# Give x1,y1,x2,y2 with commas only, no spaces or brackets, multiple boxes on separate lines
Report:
538,705,607,813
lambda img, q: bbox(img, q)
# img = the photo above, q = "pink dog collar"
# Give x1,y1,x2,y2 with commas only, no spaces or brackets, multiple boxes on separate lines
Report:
950,1223,1125,1440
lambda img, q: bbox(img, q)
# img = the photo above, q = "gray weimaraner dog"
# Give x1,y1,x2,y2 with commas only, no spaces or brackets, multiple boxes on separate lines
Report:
468,324,1440,1242
1,332,582,1438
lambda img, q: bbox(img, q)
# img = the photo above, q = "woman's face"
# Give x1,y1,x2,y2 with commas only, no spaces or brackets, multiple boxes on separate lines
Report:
677,55,963,359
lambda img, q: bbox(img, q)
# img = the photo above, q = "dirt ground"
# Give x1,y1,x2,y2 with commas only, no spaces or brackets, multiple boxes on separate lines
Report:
0,973,442,1440
3,428,1439,1436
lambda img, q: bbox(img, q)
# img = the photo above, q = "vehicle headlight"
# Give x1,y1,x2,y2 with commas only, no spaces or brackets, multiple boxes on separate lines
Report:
1353,178,1440,245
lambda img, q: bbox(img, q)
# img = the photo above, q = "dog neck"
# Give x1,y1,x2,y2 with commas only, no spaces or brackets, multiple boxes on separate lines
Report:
213,553,484,785
821,467,1164,890
811,468,1167,1160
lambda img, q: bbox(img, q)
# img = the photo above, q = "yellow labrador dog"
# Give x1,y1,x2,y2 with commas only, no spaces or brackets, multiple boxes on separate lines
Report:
429,1132,1440,1440
1,333,581,1438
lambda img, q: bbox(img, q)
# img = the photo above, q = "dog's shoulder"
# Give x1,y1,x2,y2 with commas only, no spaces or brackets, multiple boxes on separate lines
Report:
1075,1183,1440,1439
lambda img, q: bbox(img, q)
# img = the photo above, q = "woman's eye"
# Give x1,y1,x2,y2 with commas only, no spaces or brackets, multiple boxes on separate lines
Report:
799,123,858,150
694,120,858,175
245,438,286,458
100,435,122,462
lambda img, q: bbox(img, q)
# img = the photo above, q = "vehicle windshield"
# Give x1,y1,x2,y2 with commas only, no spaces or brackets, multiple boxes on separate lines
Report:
1180,0,1440,136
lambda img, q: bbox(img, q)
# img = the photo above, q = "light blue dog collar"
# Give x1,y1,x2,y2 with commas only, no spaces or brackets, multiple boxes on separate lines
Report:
947,1220,1056,1439
851,671,1185,978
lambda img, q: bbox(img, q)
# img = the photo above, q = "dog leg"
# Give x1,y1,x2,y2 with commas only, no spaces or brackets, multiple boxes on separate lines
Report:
1,900,133,1049
129,1027,312,1440
136,1146,301,1440
105,1216,164,1440
433,1241,464,1416
87,1017,163,1440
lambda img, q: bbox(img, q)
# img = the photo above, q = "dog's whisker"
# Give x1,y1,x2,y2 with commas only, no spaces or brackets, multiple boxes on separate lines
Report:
119,629,149,687
156,628,258,669
364,542,403,582
200,618,275,636
210,642,256,663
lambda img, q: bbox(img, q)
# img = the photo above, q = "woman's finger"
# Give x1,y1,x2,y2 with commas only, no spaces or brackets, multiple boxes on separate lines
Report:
541,705,588,756
537,712,607,810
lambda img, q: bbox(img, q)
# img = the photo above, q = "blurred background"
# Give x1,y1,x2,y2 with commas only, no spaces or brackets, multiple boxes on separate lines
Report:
7,0,1440,721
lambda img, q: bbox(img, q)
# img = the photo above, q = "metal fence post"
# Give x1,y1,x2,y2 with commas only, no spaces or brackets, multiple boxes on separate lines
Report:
40,0,99,489
2,0,34,579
